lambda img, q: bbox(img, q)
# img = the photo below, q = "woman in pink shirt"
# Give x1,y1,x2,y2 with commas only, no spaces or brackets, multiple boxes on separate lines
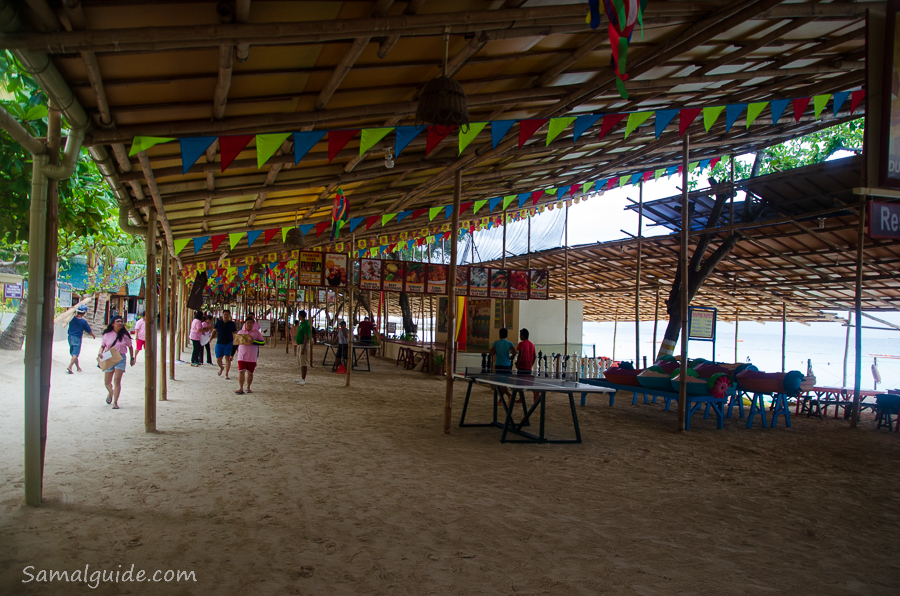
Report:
235,318,264,395
189,311,209,367
133,312,146,358
98,316,134,409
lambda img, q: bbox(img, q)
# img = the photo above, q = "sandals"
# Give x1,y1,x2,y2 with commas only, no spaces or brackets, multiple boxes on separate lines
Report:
235,390,245,395
112,405,120,409
246,389,253,394
66,369,73,375
106,394,113,405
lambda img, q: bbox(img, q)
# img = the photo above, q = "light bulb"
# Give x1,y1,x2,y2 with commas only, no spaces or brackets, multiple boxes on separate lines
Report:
384,147,394,169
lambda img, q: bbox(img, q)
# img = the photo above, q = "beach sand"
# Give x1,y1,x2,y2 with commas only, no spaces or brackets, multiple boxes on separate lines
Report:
1,336,899,595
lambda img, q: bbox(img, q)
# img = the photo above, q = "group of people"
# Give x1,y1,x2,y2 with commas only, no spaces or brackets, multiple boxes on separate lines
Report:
490,327,539,402
189,310,265,394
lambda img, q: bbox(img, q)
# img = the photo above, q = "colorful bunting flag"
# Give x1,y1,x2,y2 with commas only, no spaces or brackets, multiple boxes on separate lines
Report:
770,99,790,125
502,195,517,210
256,133,291,168
429,206,443,221
129,136,175,156
263,228,279,244
679,108,702,136
473,199,488,214
180,137,216,174
746,102,768,128
173,238,190,255
315,222,330,237
573,114,602,142
488,196,503,212
793,97,811,122
281,227,291,243
211,234,227,252
850,90,865,114
229,232,244,250
396,211,413,223
702,106,725,132
519,119,548,147
624,111,651,139
547,117,576,145
459,122,487,154
365,215,379,231
583,181,595,194
293,131,325,164
655,109,679,138
491,120,516,149
518,193,530,207
426,125,454,155
219,135,254,171
246,230,262,247
813,94,831,119
445,205,453,219
411,208,428,220
394,126,424,157
348,217,364,232
557,185,571,198
833,91,850,116
382,213,397,227
359,127,394,155
459,202,473,216
599,113,627,140
328,130,358,162
297,224,314,236
654,169,665,180
724,104,746,132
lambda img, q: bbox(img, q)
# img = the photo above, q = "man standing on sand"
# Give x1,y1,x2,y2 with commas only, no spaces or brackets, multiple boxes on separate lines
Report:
213,310,238,379
357,316,375,345
294,310,311,385
66,305,95,374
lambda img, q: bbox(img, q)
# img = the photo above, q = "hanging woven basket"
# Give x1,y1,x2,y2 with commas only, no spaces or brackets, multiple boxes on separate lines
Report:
416,75,469,129
285,227,304,248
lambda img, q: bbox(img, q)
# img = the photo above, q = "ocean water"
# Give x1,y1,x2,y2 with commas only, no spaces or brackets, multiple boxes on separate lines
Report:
583,318,900,392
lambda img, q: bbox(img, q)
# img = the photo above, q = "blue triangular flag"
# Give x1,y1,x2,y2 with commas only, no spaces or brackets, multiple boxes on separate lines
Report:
358,249,366,258
725,104,747,132
180,137,216,174
573,114,602,142
833,91,850,116
487,220,493,230
238,266,247,275
770,99,790,125
654,109,678,139
348,217,364,232
491,120,516,149
666,166,678,177
298,224,314,236
246,230,262,247
488,196,503,211
445,205,453,219
557,185,571,198
631,173,642,186
207,270,214,279
518,193,530,207
698,159,710,172
395,126,425,156
293,131,325,164
193,236,210,254
397,210,413,223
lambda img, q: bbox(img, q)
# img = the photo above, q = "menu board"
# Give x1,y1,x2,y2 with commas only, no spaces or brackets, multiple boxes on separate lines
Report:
298,251,323,286
509,270,529,300
405,262,426,293
382,261,404,292
288,289,297,302
427,264,449,294
277,287,287,300
359,259,382,290
530,270,549,299
489,269,508,298
454,266,469,296
469,267,489,298
323,253,348,288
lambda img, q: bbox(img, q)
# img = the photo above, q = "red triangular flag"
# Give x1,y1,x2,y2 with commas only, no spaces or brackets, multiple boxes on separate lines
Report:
792,97,811,123
677,165,683,175
518,119,548,147
388,243,397,253
642,170,653,182
607,179,617,191
328,129,358,162
442,231,451,240
710,157,721,168
210,234,227,252
412,208,428,220
426,125,455,155
365,215,380,230
571,183,583,196
850,89,866,114
679,108,702,136
263,228,279,244
459,201,473,216
599,114,627,140
219,135,253,171
315,221,330,237
532,190,544,206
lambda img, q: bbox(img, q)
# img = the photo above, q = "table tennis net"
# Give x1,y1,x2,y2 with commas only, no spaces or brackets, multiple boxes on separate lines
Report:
463,367,579,383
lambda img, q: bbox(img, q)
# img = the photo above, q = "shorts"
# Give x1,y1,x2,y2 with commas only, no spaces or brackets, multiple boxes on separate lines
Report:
111,357,127,372
135,339,145,352
215,342,234,359
495,364,512,374
297,344,309,367
68,336,82,356
237,361,256,373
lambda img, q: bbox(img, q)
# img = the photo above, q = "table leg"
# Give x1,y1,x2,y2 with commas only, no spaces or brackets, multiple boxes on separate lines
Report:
746,393,769,429
567,392,582,444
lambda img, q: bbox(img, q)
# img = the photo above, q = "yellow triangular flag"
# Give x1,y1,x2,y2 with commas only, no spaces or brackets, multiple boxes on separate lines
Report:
129,136,175,156
360,127,394,155
546,117,576,145
813,94,831,119
459,122,488,154
703,106,725,132
229,232,244,250
746,102,768,128
624,112,652,139
256,132,291,168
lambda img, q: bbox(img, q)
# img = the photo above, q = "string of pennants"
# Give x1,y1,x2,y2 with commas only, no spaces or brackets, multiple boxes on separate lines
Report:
174,152,729,260
130,89,864,174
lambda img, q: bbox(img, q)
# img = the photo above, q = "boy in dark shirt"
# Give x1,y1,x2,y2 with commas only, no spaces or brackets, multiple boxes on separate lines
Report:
213,310,238,379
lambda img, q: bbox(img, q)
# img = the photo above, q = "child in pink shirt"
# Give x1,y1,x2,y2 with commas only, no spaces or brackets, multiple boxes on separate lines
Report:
235,318,264,394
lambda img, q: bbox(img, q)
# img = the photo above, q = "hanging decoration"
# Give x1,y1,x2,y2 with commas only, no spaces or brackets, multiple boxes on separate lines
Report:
599,0,649,99
331,186,348,241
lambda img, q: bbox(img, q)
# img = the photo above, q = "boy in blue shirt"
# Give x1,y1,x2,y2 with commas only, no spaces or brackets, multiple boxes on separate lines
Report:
490,328,517,374
67,305,95,374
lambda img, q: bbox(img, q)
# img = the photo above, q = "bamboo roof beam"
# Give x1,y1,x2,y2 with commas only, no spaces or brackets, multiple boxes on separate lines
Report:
234,0,251,63
137,151,181,267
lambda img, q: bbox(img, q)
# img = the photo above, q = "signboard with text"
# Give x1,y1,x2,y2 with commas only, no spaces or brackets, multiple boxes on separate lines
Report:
688,306,716,341
868,201,900,238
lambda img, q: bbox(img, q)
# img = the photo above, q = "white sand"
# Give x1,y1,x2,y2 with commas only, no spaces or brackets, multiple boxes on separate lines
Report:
1,335,899,595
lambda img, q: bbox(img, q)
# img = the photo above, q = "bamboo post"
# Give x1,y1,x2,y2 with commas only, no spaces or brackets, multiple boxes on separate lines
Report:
160,241,169,401
526,214,531,269
652,287,659,361
502,208,507,336
635,181,642,367
843,309,851,387
735,309,740,363
145,210,158,433
346,234,355,387
169,262,177,378
851,198,866,427
612,310,618,362
781,302,786,372
678,134,690,431
564,203,569,356
442,170,462,434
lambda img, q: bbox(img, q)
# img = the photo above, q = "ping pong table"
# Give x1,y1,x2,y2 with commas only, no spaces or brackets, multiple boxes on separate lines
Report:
455,369,614,444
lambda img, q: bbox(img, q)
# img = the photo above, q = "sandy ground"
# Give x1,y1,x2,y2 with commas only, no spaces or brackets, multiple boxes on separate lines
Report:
1,335,899,595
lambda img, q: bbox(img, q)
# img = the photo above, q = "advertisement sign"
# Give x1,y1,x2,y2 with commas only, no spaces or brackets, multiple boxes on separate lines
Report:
529,270,549,300
489,269,508,299
454,266,469,296
508,270,529,300
427,264,448,294
382,261,404,292
387,322,397,334
323,253,348,288
4,283,23,299
359,259,382,290
58,288,72,309
404,262,426,293
298,252,323,286
868,201,900,238
288,289,297,302
469,267,489,298
881,0,900,187
277,287,287,300
257,319,272,337
688,306,716,340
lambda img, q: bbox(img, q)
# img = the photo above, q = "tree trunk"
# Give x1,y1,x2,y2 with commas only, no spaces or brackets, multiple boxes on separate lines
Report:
0,291,28,350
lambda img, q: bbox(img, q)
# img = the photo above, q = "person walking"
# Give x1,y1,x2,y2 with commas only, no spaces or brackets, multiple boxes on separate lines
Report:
66,305,95,374
133,312,146,360
294,310,311,385
235,318,265,394
515,328,540,403
213,310,237,379
202,314,215,364
189,311,208,366
333,320,349,372
98,316,134,409
357,316,375,345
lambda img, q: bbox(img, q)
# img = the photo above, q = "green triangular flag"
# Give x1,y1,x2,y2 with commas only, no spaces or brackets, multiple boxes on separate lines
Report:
813,94,831,119
546,117,576,145
281,227,291,243
473,199,488,214
654,168,665,180
619,176,629,188
173,238,190,255
229,232,244,250
256,132,291,168
746,102,768,128
545,188,557,196
429,206,443,221
688,161,699,172
502,195,516,210
624,112,652,139
583,181,595,194
703,106,726,132
129,136,175,156
459,122,488,154
360,127,394,155
382,213,397,226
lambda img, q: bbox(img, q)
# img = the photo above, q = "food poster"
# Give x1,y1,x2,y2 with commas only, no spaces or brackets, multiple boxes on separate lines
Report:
288,289,297,302
437,297,449,332
405,262,426,293
277,287,287,300
469,267,489,297
508,270,529,300
298,251,323,286
530,269,549,299
489,269,508,299
454,266,469,296
427,264,449,294
468,299,492,349
359,259,383,290
382,261,404,292
324,253,348,288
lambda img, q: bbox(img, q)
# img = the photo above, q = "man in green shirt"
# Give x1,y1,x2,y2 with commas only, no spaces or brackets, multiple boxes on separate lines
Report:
294,310,312,385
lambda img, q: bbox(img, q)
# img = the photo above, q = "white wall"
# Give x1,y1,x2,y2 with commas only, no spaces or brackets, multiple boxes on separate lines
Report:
518,299,583,352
